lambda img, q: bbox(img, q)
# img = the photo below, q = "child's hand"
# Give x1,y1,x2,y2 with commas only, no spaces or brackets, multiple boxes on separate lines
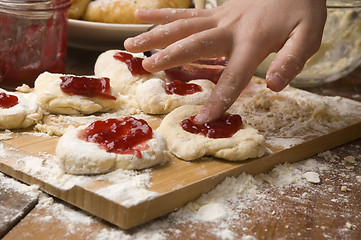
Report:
124,0,326,123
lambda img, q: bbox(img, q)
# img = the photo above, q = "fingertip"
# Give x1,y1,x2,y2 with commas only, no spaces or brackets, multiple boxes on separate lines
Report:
265,52,304,92
193,114,207,124
265,72,288,92
194,107,213,124
123,38,133,51
142,55,158,72
125,33,154,54
134,8,147,17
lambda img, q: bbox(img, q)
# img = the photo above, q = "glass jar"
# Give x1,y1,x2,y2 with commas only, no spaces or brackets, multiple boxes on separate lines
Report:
0,0,71,89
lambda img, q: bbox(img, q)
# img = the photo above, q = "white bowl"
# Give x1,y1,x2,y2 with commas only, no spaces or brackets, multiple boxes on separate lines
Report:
256,0,361,88
67,19,152,51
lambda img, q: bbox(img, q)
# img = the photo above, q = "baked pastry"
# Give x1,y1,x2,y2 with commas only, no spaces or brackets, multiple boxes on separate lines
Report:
83,0,192,24
68,0,92,19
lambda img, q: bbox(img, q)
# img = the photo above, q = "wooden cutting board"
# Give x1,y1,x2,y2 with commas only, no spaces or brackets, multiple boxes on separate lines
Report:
0,82,361,229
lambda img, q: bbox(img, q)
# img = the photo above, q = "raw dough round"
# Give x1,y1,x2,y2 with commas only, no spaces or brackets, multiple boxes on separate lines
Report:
157,105,266,161
0,90,43,129
84,0,191,24
56,120,170,174
34,72,122,115
94,50,165,96
135,78,215,114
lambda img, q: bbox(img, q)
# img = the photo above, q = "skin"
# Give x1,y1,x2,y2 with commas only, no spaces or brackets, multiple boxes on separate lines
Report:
124,0,327,123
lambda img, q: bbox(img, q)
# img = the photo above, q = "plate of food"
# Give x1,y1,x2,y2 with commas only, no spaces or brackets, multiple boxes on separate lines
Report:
67,0,192,51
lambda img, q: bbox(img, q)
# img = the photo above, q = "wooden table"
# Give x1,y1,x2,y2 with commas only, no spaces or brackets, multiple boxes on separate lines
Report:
0,47,360,239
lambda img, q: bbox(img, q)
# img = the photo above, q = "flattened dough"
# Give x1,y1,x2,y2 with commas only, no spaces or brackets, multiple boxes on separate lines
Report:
157,105,266,161
135,78,215,114
94,50,165,95
34,72,122,115
0,90,43,129
56,122,170,174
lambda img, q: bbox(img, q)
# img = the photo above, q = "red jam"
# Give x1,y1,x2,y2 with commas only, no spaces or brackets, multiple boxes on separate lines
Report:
0,0,70,89
113,52,150,76
181,114,243,139
164,80,202,95
164,58,227,84
0,92,19,109
60,76,116,100
79,117,153,158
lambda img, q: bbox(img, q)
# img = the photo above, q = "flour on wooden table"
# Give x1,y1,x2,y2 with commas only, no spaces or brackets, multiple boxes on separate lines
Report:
95,169,159,207
0,141,159,206
0,172,39,228
302,171,321,183
230,83,361,149
0,172,39,198
10,157,330,239
4,149,359,239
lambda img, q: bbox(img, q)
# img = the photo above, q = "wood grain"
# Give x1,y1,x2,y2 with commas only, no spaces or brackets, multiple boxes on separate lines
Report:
0,178,37,238
0,117,360,229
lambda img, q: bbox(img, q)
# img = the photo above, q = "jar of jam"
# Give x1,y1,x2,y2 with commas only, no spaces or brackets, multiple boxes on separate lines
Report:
0,0,71,89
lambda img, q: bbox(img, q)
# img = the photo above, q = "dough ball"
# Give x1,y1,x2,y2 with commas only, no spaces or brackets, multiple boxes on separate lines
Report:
34,72,122,115
84,0,192,24
135,78,215,114
94,50,165,96
157,105,266,161
56,126,116,174
0,90,43,129
56,121,170,174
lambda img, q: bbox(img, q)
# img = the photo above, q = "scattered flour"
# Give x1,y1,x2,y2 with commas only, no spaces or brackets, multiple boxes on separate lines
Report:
3,151,358,239
192,202,230,222
0,172,39,198
266,137,305,149
95,170,159,207
216,228,235,240
303,172,321,183
0,141,159,207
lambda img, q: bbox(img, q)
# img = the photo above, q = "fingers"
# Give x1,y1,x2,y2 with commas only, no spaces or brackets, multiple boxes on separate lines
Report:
266,24,324,91
141,27,232,72
124,17,216,53
195,44,262,123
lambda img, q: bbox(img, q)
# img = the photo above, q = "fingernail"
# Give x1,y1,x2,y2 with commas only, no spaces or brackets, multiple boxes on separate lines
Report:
194,114,207,124
124,37,132,46
266,72,288,91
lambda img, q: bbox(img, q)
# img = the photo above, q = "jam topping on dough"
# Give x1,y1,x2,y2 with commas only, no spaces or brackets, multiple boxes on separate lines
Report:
164,80,202,95
60,75,116,100
0,92,19,108
78,117,153,158
181,114,243,139
113,51,150,76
